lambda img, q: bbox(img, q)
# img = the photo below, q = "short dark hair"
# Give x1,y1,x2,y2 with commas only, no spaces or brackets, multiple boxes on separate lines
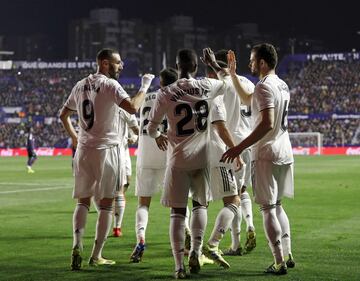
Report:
251,43,278,69
215,49,229,64
176,49,197,72
206,60,227,76
160,67,178,86
96,48,118,61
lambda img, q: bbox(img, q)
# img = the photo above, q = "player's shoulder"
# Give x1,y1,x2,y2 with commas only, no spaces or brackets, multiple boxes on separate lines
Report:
255,76,272,95
236,74,255,86
196,77,224,90
89,73,121,89
73,76,87,88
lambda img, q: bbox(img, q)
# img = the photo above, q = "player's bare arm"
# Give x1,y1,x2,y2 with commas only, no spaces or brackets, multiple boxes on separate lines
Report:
227,50,253,106
221,107,274,163
120,74,155,114
59,107,78,149
212,120,244,171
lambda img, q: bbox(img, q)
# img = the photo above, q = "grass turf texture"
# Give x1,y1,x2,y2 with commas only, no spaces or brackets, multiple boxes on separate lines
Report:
0,156,359,281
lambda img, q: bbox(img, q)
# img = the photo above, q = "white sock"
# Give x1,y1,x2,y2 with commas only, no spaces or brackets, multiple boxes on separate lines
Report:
241,191,255,231
262,207,284,265
170,213,186,271
72,203,89,250
230,206,242,250
136,205,149,243
190,206,207,254
91,207,113,259
184,205,191,233
276,204,292,256
208,203,237,247
114,194,126,228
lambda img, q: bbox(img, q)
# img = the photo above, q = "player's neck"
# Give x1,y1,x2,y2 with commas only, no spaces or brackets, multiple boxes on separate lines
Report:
179,71,193,79
97,69,110,78
259,69,275,80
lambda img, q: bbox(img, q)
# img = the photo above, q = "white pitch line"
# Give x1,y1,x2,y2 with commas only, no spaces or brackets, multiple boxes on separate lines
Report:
0,186,72,194
0,182,71,186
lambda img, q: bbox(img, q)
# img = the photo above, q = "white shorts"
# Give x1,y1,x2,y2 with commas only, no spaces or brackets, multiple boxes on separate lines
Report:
210,166,238,201
73,146,120,200
162,166,210,208
135,167,165,197
234,148,251,188
117,145,131,191
125,146,132,176
251,160,294,206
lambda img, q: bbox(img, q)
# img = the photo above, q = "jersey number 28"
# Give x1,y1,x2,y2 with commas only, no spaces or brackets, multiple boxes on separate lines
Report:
175,100,209,136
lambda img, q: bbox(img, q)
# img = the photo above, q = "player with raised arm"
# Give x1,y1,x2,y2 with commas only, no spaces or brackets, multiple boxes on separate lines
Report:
130,68,178,263
222,43,295,275
147,49,229,279
59,48,154,270
113,109,139,237
205,49,257,256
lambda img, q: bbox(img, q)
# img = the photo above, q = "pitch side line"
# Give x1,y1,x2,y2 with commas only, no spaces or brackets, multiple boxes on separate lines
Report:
0,186,72,194
0,182,71,186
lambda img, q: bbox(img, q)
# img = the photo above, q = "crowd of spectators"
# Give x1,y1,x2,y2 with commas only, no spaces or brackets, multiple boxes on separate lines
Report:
0,122,70,149
283,60,360,114
289,118,360,147
1,58,359,148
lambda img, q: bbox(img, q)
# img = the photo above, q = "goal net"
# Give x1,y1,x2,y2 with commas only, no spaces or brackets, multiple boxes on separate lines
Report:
289,132,323,155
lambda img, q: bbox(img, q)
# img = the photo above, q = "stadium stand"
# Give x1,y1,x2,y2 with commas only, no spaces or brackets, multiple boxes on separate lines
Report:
1,54,359,149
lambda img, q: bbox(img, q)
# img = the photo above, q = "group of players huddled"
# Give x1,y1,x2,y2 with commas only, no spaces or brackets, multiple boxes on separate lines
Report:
59,43,295,279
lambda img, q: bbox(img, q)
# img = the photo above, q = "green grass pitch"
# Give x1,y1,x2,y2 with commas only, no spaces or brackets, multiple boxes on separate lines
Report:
0,156,359,281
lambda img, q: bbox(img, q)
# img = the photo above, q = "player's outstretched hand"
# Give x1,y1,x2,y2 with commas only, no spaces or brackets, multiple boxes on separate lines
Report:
221,145,242,163
155,134,168,151
227,50,237,75
201,47,216,66
141,73,155,92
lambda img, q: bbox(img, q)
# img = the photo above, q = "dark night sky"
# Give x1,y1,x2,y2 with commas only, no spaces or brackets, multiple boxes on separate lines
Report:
0,0,359,58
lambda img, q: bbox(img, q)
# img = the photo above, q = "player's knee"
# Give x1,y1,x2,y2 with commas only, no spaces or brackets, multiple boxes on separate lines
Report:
138,196,151,207
78,197,91,207
192,199,208,208
223,195,240,207
98,197,113,209
260,204,277,213
171,207,187,216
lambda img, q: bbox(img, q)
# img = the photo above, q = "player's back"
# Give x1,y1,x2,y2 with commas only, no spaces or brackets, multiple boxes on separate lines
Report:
252,74,293,164
70,73,128,149
222,75,255,142
27,133,35,151
137,91,167,169
149,77,227,170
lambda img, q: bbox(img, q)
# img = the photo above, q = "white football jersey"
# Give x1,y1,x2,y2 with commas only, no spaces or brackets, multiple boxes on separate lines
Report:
251,74,294,164
222,75,255,143
137,91,167,169
64,73,129,149
148,77,228,170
